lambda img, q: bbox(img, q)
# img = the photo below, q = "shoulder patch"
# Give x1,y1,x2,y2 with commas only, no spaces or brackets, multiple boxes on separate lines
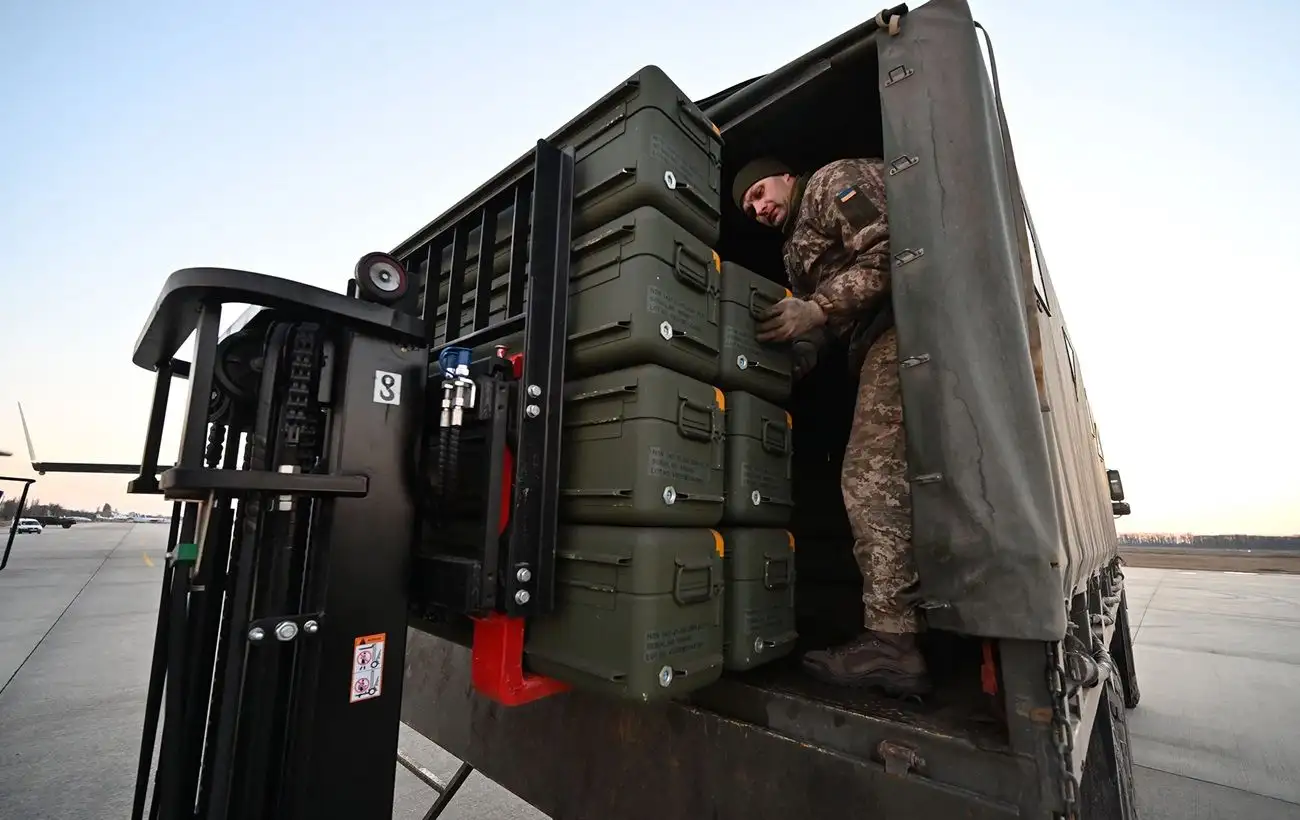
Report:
833,184,881,231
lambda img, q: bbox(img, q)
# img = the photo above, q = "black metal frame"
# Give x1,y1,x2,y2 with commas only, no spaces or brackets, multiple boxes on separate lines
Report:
0,475,36,573
49,137,576,820
404,139,574,623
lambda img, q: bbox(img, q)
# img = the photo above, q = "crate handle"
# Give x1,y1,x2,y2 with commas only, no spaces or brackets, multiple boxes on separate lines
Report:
567,320,633,346
671,179,720,219
669,328,719,357
571,222,636,257
763,555,792,590
760,418,790,455
566,384,637,404
672,242,711,292
747,286,781,319
676,396,716,442
574,167,635,205
673,558,716,605
675,97,718,150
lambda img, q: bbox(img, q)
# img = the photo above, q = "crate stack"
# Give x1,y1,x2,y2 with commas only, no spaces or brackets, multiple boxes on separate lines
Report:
428,66,797,703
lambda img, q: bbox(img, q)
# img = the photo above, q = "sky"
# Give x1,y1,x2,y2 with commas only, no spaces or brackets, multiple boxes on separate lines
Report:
1,0,1297,534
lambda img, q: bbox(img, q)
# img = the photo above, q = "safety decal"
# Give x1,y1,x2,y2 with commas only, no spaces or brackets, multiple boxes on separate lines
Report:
350,633,386,704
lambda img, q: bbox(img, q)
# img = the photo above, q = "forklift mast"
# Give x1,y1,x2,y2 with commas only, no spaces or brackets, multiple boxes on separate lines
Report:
119,139,576,820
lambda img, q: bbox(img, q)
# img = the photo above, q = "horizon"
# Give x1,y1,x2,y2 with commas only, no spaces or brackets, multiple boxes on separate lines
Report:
2,0,1298,536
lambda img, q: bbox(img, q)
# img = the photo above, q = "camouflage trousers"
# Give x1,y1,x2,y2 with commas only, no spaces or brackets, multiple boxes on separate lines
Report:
841,327,922,634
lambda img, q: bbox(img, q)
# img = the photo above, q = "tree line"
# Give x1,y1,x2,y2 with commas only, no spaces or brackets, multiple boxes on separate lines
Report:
1118,533,1300,552
0,497,110,520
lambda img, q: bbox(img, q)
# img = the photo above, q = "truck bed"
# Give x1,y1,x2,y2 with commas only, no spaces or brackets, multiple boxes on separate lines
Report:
401,626,1025,820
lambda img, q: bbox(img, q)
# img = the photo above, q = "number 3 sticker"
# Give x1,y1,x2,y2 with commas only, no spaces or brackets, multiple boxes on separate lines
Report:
373,370,402,405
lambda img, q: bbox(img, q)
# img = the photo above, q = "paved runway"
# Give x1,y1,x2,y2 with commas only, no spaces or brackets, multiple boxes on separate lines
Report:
1,523,1296,819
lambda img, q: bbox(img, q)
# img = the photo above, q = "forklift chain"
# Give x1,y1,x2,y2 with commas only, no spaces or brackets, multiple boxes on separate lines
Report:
1047,638,1080,818
282,323,322,467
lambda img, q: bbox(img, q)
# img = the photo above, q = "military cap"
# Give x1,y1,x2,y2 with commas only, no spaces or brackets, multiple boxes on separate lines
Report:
731,157,793,211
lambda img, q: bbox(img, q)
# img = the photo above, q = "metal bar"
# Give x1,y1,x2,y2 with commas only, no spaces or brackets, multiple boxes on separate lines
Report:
420,762,474,820
701,3,908,128
176,305,222,470
0,478,35,572
158,469,367,500
195,424,246,815
432,315,526,360
417,243,436,328
506,182,531,319
131,501,182,820
230,324,303,816
504,140,574,617
152,536,197,818
396,748,449,794
998,639,1063,818
285,331,424,819
444,228,468,345
206,324,292,820
177,424,244,814
129,361,175,494
474,204,496,331
478,373,512,611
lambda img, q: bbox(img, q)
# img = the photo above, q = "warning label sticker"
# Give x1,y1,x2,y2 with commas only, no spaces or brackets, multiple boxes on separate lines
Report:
350,633,386,704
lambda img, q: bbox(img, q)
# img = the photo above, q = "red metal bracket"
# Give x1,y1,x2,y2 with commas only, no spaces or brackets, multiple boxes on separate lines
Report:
980,639,999,696
470,348,569,706
470,613,570,706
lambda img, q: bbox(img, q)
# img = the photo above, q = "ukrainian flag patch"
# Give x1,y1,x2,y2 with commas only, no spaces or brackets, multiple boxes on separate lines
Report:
837,186,858,203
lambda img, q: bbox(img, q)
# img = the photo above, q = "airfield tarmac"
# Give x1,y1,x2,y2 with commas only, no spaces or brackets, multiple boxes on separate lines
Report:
0,523,1296,820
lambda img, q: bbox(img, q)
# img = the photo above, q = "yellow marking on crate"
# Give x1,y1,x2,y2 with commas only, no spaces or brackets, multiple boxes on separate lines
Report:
711,250,722,272
786,531,796,552
710,529,725,557
713,388,725,411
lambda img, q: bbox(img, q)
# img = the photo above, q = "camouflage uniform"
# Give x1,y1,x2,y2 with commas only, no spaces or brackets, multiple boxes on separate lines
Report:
779,158,928,693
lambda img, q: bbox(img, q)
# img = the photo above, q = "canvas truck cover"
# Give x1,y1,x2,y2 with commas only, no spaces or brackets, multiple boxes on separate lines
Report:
875,0,1071,640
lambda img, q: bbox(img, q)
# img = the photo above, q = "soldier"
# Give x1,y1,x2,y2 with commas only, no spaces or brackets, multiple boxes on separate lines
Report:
733,156,930,698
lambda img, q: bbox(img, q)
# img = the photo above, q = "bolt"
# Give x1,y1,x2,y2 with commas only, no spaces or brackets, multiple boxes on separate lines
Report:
515,589,531,605
304,620,319,634
516,567,532,583
663,171,677,189
754,636,766,654
658,666,674,687
527,384,541,398
662,486,677,505
525,404,541,418
275,621,299,641
248,627,266,642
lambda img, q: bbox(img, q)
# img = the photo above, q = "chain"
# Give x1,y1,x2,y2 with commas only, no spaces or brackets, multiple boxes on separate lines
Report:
1046,638,1080,818
282,323,322,467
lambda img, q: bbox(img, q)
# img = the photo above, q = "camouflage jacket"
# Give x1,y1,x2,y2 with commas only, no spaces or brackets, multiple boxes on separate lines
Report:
781,158,892,366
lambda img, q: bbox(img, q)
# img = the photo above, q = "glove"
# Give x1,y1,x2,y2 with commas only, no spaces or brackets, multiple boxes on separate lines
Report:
755,296,827,343
791,326,835,380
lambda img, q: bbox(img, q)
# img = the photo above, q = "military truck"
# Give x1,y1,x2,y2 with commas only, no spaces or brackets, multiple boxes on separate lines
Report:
393,1,1142,818
38,1,1139,817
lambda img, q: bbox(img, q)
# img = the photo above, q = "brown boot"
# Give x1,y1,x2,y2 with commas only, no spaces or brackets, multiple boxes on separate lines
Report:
801,630,932,698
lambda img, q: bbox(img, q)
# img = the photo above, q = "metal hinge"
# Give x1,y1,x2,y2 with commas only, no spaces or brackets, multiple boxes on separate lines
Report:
878,740,925,776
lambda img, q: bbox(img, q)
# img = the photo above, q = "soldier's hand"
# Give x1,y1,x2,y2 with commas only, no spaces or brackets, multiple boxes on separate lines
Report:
756,297,826,343
791,337,819,380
